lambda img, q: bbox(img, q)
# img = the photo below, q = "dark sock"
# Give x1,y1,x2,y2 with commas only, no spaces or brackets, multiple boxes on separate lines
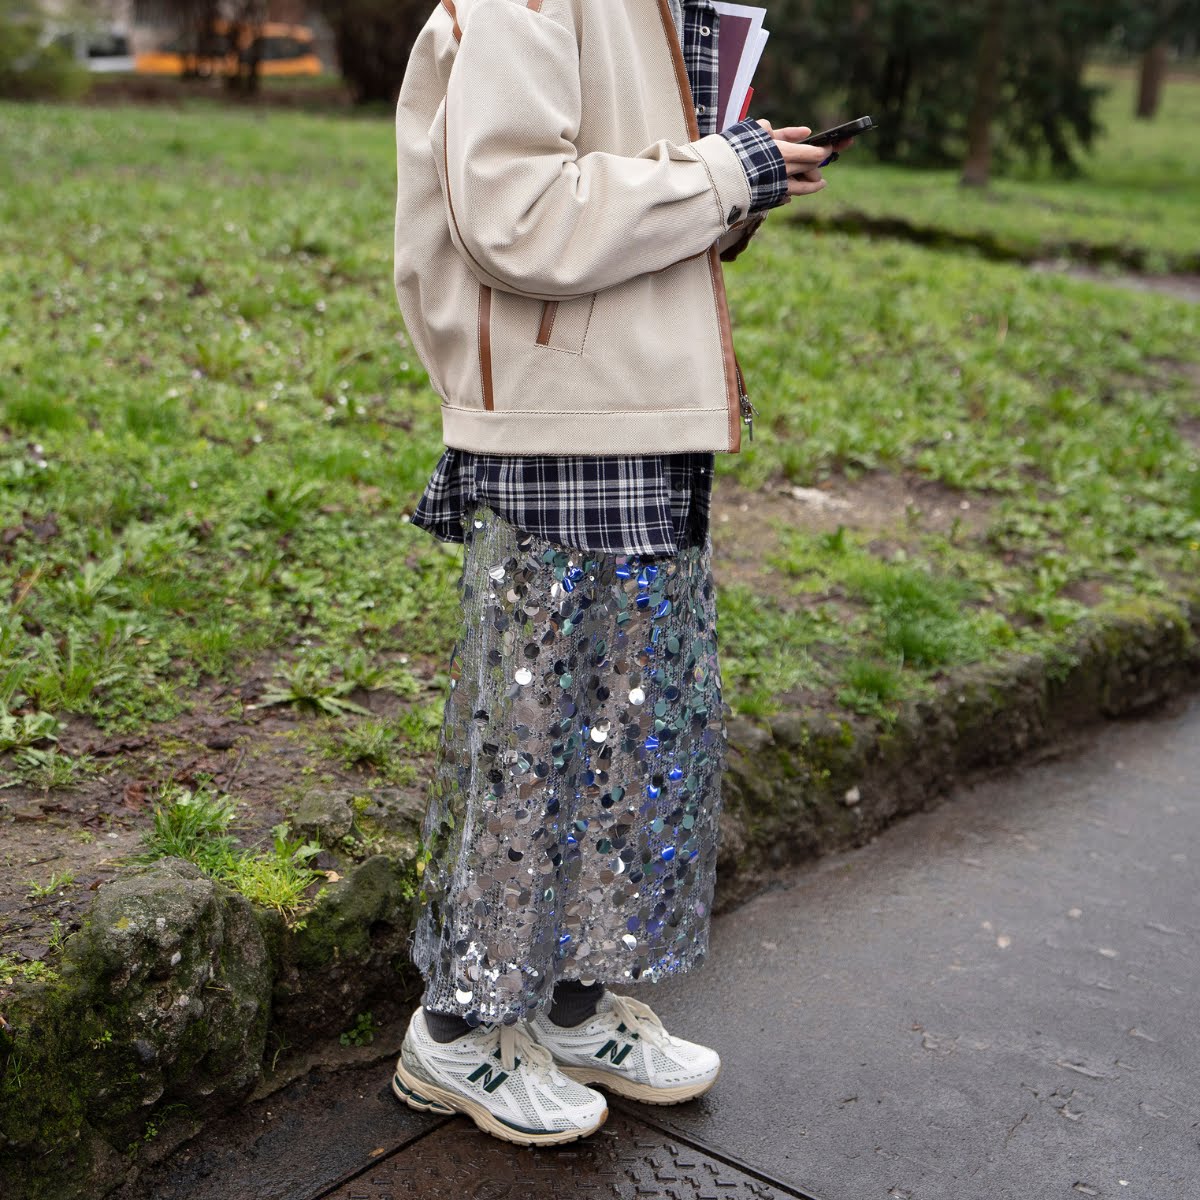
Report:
423,1007,474,1043
548,979,605,1027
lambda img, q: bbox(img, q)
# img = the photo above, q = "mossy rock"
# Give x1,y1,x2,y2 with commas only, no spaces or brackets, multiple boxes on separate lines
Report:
0,859,271,1200
267,854,423,1044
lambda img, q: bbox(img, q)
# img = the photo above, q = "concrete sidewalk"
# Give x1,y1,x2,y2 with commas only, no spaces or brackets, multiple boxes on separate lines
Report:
129,697,1200,1200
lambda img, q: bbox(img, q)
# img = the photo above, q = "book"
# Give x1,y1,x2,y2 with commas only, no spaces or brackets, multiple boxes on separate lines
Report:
714,2,769,131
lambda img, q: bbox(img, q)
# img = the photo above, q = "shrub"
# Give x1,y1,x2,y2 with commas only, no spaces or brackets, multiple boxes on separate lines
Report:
0,0,89,101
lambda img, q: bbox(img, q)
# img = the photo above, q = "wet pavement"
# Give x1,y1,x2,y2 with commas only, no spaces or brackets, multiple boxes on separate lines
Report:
132,698,1200,1200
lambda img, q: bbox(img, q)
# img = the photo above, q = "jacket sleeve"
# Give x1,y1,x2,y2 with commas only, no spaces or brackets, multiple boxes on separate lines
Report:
434,0,754,301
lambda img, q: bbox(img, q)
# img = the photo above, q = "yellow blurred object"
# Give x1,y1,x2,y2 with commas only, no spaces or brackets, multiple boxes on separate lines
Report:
134,21,321,78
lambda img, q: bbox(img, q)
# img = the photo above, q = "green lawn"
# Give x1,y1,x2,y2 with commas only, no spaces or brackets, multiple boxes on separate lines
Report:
0,89,1197,766
801,70,1200,268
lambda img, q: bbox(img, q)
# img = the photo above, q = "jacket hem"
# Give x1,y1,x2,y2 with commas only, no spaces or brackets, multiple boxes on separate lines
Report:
440,404,736,455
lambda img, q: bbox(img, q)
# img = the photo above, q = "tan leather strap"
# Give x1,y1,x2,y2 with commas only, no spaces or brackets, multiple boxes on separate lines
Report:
654,0,699,140
536,301,558,346
478,285,495,411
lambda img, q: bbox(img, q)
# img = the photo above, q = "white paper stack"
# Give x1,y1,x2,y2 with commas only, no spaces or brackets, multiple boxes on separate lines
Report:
714,2,770,131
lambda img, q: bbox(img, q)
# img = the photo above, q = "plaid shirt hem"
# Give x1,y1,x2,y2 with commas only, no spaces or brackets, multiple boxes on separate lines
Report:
411,451,715,558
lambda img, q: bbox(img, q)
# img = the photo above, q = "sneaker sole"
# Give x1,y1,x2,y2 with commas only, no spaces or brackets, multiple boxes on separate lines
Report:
559,1063,721,1106
392,1062,608,1147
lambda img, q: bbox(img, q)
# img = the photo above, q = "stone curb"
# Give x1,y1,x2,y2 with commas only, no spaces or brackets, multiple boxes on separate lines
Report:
716,593,1200,910
2,595,1197,1200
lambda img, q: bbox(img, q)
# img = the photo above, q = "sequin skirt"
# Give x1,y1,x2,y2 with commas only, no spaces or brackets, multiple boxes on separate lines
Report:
411,503,727,1026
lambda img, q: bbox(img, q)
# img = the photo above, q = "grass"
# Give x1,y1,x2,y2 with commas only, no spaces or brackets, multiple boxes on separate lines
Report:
137,783,324,918
0,67,1196,769
714,217,1198,715
801,68,1200,268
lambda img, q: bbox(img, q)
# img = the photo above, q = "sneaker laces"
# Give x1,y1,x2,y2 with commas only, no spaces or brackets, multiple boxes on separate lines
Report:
493,1021,559,1084
608,993,682,1052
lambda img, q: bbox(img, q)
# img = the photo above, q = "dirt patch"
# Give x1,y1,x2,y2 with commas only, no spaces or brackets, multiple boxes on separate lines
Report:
712,471,994,594
792,209,1200,275
0,655,443,966
1032,262,1200,304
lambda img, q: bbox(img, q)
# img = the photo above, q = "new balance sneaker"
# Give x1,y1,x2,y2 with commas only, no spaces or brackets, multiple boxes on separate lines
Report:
392,1008,608,1146
528,991,721,1105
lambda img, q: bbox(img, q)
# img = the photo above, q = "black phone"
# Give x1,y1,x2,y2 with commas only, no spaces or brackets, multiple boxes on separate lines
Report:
801,116,876,147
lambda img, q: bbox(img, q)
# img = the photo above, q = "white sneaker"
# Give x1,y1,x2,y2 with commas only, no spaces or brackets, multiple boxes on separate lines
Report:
392,1008,608,1146
528,991,721,1105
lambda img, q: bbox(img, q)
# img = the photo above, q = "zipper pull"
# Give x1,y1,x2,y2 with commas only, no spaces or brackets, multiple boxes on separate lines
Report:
734,359,757,442
739,391,757,441
734,393,753,441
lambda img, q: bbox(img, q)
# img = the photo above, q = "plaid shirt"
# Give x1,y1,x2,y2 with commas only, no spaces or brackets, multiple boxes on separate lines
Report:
411,0,787,557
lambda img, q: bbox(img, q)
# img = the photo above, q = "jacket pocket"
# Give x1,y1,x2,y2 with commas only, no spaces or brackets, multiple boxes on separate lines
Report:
535,295,595,356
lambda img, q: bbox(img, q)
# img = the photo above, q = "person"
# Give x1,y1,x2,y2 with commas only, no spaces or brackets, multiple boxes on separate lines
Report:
389,0,850,1147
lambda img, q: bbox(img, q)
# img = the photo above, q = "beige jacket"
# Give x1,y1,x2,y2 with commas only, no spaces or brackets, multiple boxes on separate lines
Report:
393,0,764,456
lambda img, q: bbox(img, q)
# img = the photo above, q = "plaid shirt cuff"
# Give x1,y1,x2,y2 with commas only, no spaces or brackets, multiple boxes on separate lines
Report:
719,119,789,214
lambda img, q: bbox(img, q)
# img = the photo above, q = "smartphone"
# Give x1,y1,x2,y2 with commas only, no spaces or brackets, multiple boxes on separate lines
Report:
801,116,876,147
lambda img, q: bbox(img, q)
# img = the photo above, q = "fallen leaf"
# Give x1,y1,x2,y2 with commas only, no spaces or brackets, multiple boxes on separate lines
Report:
122,782,148,808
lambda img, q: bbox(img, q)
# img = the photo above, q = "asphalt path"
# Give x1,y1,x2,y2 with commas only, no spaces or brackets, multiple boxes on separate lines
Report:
128,697,1200,1200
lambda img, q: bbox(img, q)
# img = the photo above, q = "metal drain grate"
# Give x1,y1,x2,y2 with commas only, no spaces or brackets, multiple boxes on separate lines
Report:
320,1109,810,1200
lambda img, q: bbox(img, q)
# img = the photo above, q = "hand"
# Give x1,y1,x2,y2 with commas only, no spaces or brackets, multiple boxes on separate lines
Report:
756,122,856,198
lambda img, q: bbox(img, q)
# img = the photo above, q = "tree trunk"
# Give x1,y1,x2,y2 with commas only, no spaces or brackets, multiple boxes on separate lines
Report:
960,0,1006,187
1136,41,1169,120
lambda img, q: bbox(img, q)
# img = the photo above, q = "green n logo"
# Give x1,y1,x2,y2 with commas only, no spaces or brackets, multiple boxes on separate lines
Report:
467,1060,511,1093
595,1022,638,1066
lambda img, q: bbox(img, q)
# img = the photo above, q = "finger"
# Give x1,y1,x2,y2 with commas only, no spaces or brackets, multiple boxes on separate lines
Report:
776,139,830,162
756,118,774,133
771,126,812,142
788,177,828,197
776,142,831,171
